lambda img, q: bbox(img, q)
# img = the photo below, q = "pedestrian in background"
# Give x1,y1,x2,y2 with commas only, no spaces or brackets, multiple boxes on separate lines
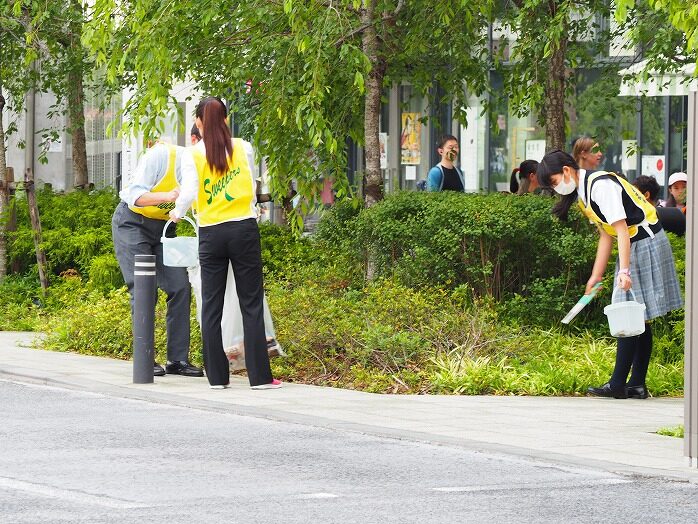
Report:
509,159,539,195
665,172,688,213
572,136,603,171
171,97,280,390
427,135,465,192
633,175,662,207
537,150,682,399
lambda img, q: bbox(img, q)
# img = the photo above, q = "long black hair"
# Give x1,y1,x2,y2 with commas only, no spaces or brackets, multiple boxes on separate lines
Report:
537,150,579,220
195,96,232,175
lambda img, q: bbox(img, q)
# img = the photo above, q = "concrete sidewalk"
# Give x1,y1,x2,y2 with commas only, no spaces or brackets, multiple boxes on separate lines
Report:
1,331,694,481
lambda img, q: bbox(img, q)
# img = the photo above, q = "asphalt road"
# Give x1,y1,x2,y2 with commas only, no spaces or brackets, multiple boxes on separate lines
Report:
1,379,697,524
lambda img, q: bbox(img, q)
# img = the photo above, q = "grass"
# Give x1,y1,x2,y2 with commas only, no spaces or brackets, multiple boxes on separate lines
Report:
656,425,684,438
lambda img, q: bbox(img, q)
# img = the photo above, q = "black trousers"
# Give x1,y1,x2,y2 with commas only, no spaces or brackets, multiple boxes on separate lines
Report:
199,218,273,387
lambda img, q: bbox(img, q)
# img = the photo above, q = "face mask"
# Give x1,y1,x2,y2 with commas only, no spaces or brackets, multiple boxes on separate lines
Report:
554,175,576,195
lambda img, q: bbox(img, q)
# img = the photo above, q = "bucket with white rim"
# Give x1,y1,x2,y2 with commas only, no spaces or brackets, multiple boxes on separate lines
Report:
603,286,646,338
161,216,199,268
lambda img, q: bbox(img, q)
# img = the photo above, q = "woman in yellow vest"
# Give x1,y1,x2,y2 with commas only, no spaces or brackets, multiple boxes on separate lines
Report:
171,97,280,390
537,150,682,399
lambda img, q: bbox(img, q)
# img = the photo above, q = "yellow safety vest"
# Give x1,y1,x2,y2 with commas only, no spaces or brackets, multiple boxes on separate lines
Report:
578,170,660,241
192,138,256,226
129,145,178,221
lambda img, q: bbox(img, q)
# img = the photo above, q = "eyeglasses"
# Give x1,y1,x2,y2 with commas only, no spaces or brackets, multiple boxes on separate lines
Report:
589,144,601,154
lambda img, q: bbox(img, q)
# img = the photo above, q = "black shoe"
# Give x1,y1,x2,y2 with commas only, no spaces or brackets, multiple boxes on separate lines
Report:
154,363,166,376
166,360,204,377
626,384,649,399
587,382,628,399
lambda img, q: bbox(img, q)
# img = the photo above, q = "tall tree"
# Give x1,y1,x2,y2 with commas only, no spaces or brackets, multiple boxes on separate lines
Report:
85,0,492,211
19,0,92,189
495,0,614,152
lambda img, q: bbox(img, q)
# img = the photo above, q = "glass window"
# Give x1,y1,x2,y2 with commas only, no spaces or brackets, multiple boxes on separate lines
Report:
399,85,431,190
569,68,637,176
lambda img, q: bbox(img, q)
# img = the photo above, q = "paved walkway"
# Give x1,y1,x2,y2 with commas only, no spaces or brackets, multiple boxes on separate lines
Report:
1,331,695,481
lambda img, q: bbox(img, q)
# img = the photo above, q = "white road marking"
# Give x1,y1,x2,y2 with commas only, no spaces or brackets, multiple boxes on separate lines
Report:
433,477,632,493
0,476,149,509
297,492,340,499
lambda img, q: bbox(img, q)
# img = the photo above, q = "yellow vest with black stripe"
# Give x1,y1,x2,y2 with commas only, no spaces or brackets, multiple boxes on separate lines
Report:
578,170,660,241
192,138,256,226
128,145,178,221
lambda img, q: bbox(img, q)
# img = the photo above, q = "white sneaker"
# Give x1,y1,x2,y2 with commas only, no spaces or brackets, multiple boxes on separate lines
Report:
250,379,282,390
209,384,229,390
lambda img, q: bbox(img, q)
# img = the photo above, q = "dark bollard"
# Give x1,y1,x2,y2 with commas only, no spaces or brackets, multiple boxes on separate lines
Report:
133,254,156,384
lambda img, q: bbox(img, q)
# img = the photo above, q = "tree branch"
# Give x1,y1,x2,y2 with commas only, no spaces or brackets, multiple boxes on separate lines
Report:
334,1,404,46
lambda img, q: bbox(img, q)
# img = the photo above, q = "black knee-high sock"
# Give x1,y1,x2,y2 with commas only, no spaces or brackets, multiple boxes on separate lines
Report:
609,336,638,389
628,324,652,387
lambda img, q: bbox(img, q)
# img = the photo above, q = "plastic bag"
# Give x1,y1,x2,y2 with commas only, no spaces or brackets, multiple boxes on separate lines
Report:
187,264,284,371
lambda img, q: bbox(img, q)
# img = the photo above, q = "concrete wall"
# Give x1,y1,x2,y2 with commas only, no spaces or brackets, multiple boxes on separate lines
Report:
4,91,71,191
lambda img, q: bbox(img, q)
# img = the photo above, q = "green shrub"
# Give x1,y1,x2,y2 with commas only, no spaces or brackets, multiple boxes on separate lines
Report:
319,192,598,297
42,276,203,366
266,277,683,395
259,222,316,279
88,253,124,292
8,189,118,277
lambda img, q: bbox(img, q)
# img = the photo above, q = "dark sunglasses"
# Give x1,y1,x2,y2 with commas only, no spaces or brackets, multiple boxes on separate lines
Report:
589,144,601,154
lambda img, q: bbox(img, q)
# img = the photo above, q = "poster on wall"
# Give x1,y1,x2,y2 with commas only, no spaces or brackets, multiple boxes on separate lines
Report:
400,112,421,165
524,139,546,162
379,133,388,169
621,140,638,172
641,155,666,186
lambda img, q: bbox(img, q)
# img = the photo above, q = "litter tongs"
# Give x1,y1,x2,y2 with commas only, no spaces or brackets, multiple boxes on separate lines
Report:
561,282,603,324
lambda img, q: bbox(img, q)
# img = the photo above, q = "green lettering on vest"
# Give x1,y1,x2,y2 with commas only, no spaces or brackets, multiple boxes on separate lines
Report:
204,178,213,204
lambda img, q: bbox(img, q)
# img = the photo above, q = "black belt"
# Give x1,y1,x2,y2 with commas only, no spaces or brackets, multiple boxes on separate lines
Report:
630,221,662,243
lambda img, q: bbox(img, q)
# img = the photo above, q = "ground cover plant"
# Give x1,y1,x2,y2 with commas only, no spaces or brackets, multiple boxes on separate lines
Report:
0,189,686,396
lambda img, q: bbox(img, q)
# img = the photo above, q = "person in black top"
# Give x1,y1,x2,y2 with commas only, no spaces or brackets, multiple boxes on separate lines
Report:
427,135,465,192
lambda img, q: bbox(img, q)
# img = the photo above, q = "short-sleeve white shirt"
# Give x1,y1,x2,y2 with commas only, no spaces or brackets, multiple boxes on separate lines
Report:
577,169,627,225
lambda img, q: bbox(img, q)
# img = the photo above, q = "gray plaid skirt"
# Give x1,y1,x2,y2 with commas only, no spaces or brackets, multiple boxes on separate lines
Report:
613,230,683,321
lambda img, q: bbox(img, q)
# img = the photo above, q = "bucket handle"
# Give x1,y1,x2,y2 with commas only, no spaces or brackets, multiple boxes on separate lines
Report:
161,215,198,242
611,285,638,304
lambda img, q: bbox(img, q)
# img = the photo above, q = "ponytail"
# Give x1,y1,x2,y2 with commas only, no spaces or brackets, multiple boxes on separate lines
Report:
195,97,232,175
509,168,520,194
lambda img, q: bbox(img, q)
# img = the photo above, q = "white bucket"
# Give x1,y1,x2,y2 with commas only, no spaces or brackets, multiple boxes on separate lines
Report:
161,216,199,267
604,287,646,338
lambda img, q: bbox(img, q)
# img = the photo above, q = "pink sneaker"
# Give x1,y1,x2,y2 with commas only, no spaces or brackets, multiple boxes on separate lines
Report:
250,379,282,390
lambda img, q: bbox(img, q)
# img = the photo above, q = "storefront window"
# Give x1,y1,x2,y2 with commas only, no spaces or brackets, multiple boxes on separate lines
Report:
570,69,637,175
668,96,688,175
399,85,431,190
488,72,543,192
